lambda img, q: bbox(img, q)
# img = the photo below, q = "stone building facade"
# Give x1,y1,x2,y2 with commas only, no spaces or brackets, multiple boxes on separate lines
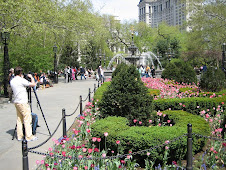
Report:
138,0,188,28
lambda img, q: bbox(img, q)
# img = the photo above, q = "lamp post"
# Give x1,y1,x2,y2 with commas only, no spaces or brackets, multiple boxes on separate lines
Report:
53,45,58,83
1,32,10,97
165,47,174,62
96,49,105,67
222,43,226,74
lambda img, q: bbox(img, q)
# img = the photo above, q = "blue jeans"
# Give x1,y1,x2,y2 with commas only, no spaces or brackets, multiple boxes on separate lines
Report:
81,73,86,80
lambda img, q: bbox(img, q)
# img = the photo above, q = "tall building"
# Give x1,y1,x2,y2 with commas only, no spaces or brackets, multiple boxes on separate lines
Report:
138,0,188,28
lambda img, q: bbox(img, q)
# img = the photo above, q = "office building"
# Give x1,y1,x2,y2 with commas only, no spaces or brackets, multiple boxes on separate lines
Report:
138,0,188,28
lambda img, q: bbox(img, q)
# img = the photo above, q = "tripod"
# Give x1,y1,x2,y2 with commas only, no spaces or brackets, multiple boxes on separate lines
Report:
12,87,51,140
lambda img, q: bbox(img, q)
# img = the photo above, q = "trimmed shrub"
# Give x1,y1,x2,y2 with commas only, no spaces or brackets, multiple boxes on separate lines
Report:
153,96,226,116
93,81,111,102
200,66,226,92
111,62,128,78
161,59,197,84
98,64,153,126
91,110,210,167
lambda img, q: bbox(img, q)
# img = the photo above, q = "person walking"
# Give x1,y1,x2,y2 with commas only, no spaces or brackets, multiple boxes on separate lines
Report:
10,66,38,141
64,66,68,83
80,66,86,80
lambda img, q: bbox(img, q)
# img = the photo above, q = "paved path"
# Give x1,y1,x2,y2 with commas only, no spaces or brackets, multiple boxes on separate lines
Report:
0,77,98,170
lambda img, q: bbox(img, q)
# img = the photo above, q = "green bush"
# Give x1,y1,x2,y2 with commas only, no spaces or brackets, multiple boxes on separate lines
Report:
91,110,210,167
200,66,226,92
98,64,153,126
111,62,128,78
93,81,111,102
153,95,226,116
161,59,197,84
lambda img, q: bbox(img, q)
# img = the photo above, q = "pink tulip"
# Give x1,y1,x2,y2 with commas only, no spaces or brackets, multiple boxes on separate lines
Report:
36,160,40,165
92,137,97,142
104,132,108,137
86,129,91,133
82,148,87,152
116,140,120,144
88,148,93,153
102,153,106,158
97,138,101,142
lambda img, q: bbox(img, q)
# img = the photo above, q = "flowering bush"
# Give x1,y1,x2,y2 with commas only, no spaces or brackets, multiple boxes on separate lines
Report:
36,102,135,170
194,105,226,168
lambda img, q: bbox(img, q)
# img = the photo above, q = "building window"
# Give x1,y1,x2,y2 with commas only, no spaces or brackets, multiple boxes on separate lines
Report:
160,4,162,11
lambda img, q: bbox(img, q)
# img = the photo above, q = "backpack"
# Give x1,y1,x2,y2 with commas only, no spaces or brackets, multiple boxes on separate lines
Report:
31,112,38,135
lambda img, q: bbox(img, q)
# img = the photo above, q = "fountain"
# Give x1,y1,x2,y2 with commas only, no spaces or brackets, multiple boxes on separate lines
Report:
104,33,163,78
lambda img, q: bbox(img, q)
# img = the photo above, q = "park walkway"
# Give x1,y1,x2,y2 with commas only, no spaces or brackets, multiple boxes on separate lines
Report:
0,77,98,170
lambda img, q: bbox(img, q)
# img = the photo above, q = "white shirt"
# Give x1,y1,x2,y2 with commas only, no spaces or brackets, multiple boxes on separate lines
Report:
10,76,31,104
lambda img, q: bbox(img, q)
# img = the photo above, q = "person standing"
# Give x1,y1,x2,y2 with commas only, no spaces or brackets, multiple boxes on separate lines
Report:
151,66,155,78
64,66,68,83
74,67,78,80
8,68,14,103
10,66,38,141
80,66,86,80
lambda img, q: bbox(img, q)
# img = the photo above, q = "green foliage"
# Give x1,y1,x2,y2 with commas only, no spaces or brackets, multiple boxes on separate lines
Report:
93,82,111,102
98,64,153,126
91,111,210,166
200,67,226,92
179,87,197,93
161,59,197,84
147,89,160,96
153,95,226,115
111,63,128,78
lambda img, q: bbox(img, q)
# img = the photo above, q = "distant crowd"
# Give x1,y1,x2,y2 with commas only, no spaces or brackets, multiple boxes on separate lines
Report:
138,65,156,78
62,65,105,83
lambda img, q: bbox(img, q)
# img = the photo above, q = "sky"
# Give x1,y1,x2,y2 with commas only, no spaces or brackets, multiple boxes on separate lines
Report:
91,0,139,22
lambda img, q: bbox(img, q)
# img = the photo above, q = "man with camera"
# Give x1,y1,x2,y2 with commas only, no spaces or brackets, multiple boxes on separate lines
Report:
10,66,38,141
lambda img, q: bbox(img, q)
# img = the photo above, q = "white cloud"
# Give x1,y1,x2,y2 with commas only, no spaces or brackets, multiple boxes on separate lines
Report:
91,0,139,22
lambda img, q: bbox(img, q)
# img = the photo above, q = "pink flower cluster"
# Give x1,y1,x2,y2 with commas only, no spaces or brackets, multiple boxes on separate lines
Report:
142,77,200,99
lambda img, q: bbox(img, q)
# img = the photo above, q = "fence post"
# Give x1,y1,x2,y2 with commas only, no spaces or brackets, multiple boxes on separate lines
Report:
94,84,96,93
22,139,29,170
186,124,193,170
88,88,91,102
80,95,82,115
98,81,99,88
62,109,67,137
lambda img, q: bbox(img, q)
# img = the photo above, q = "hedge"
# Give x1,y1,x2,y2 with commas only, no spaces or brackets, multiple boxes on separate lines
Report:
93,81,111,102
153,95,226,115
91,110,210,166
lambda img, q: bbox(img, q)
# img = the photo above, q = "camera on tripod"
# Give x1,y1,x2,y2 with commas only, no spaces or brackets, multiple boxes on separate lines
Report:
23,72,34,81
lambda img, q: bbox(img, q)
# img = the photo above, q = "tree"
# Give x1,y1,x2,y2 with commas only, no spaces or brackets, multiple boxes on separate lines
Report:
98,64,153,126
186,0,226,67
